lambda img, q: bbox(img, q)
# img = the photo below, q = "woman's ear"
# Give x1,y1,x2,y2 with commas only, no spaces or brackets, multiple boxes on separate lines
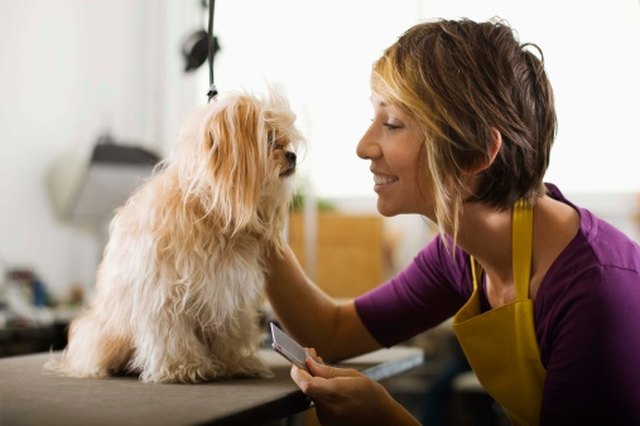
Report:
468,128,502,174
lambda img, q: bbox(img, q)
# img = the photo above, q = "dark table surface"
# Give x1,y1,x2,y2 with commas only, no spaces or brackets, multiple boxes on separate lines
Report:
0,346,424,426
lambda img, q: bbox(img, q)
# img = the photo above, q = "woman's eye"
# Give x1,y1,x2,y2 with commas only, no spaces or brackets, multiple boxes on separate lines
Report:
383,122,403,130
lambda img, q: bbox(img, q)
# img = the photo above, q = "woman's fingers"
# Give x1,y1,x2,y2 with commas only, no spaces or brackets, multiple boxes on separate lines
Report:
303,347,324,365
291,359,364,399
290,364,315,394
306,356,355,379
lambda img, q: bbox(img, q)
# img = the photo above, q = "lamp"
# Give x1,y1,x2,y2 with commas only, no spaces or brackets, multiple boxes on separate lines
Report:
181,0,220,73
48,133,161,226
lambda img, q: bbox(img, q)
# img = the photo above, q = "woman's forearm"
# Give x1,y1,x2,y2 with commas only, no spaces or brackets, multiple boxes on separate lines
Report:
265,245,341,351
265,244,381,360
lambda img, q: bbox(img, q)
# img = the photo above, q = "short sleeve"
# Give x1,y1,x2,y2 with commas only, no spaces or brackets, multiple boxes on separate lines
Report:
354,235,468,347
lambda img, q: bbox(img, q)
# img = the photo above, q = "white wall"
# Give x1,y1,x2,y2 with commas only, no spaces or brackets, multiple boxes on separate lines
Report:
204,0,426,199
0,0,202,300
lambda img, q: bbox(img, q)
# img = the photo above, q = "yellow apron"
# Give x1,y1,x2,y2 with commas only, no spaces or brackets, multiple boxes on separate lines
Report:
452,199,546,425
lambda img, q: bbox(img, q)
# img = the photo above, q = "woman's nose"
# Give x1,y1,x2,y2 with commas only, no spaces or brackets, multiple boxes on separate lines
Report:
356,125,381,160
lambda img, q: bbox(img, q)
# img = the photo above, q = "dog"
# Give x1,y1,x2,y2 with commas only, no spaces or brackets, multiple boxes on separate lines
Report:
46,89,301,383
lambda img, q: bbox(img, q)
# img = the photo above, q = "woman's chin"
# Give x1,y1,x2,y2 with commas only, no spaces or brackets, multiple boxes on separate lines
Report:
376,200,400,217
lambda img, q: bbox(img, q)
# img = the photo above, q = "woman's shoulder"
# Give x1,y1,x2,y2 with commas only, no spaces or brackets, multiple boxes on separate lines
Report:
536,184,640,353
544,182,640,275
535,194,640,418
414,234,473,293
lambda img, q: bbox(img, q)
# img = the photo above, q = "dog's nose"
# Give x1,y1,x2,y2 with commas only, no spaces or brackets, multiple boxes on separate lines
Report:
285,151,297,165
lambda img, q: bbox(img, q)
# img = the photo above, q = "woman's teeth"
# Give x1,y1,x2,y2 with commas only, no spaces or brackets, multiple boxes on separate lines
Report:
374,174,398,185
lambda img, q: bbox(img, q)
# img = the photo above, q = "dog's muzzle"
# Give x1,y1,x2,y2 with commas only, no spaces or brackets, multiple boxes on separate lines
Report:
281,151,297,177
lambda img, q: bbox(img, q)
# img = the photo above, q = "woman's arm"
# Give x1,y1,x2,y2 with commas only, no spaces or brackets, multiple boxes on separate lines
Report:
265,244,381,361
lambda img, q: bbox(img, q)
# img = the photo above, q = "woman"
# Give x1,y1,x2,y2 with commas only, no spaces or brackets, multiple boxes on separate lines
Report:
266,18,640,425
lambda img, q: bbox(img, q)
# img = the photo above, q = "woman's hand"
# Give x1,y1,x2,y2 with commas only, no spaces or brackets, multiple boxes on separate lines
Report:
290,350,420,426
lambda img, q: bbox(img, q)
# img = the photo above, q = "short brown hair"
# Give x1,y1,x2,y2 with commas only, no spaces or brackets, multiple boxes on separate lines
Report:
372,18,557,240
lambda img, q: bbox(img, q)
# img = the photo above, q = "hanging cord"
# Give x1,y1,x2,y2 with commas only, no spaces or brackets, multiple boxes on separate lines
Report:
206,0,218,102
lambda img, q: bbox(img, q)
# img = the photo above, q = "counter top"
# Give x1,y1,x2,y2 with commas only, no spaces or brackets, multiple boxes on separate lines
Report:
0,346,424,425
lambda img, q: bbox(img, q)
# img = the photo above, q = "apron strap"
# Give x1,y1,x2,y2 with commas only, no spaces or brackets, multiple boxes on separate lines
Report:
470,256,482,292
512,199,533,301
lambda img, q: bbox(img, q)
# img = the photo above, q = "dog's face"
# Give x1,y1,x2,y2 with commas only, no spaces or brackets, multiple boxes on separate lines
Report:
171,89,301,240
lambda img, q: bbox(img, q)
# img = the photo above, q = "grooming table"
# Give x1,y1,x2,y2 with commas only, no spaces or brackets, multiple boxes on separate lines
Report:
0,346,423,425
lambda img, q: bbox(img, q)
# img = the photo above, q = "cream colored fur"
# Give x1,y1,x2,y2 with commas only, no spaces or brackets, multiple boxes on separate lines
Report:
45,90,301,383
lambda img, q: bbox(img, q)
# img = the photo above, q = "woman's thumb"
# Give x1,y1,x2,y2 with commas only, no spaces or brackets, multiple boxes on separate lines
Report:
306,357,358,379
306,356,336,378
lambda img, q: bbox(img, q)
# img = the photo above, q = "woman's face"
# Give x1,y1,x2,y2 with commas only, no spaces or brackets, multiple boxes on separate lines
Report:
357,94,434,218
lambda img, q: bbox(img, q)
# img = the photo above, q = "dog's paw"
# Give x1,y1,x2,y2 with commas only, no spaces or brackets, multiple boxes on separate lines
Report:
233,355,274,379
141,362,227,383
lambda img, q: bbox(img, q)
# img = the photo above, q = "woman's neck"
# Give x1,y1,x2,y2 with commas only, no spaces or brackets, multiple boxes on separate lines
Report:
454,195,580,306
456,201,514,287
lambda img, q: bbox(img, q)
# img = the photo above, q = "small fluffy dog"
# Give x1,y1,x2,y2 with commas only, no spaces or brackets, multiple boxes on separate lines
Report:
46,89,301,383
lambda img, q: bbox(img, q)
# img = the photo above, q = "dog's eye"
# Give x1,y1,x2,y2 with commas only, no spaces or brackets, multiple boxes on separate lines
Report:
267,133,284,150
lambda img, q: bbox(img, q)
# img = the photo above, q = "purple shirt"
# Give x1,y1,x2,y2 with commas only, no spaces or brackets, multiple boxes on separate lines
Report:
355,184,640,423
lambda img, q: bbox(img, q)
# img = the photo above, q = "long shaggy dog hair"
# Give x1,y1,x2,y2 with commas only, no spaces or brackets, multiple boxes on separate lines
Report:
46,90,301,383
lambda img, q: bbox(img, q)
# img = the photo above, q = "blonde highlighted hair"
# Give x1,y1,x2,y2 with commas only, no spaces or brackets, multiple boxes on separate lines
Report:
372,18,556,243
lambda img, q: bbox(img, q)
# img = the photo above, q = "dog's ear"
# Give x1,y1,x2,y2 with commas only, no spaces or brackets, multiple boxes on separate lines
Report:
203,96,267,233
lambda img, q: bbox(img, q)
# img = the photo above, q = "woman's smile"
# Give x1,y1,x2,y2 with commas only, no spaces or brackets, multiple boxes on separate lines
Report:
373,172,399,191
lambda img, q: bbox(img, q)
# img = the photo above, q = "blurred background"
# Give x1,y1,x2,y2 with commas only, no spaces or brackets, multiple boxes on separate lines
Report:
1,0,638,311
0,0,638,423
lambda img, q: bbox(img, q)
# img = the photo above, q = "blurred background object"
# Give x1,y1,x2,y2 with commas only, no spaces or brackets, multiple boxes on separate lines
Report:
48,133,160,226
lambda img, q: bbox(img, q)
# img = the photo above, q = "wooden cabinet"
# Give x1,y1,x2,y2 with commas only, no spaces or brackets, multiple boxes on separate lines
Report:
288,213,384,298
